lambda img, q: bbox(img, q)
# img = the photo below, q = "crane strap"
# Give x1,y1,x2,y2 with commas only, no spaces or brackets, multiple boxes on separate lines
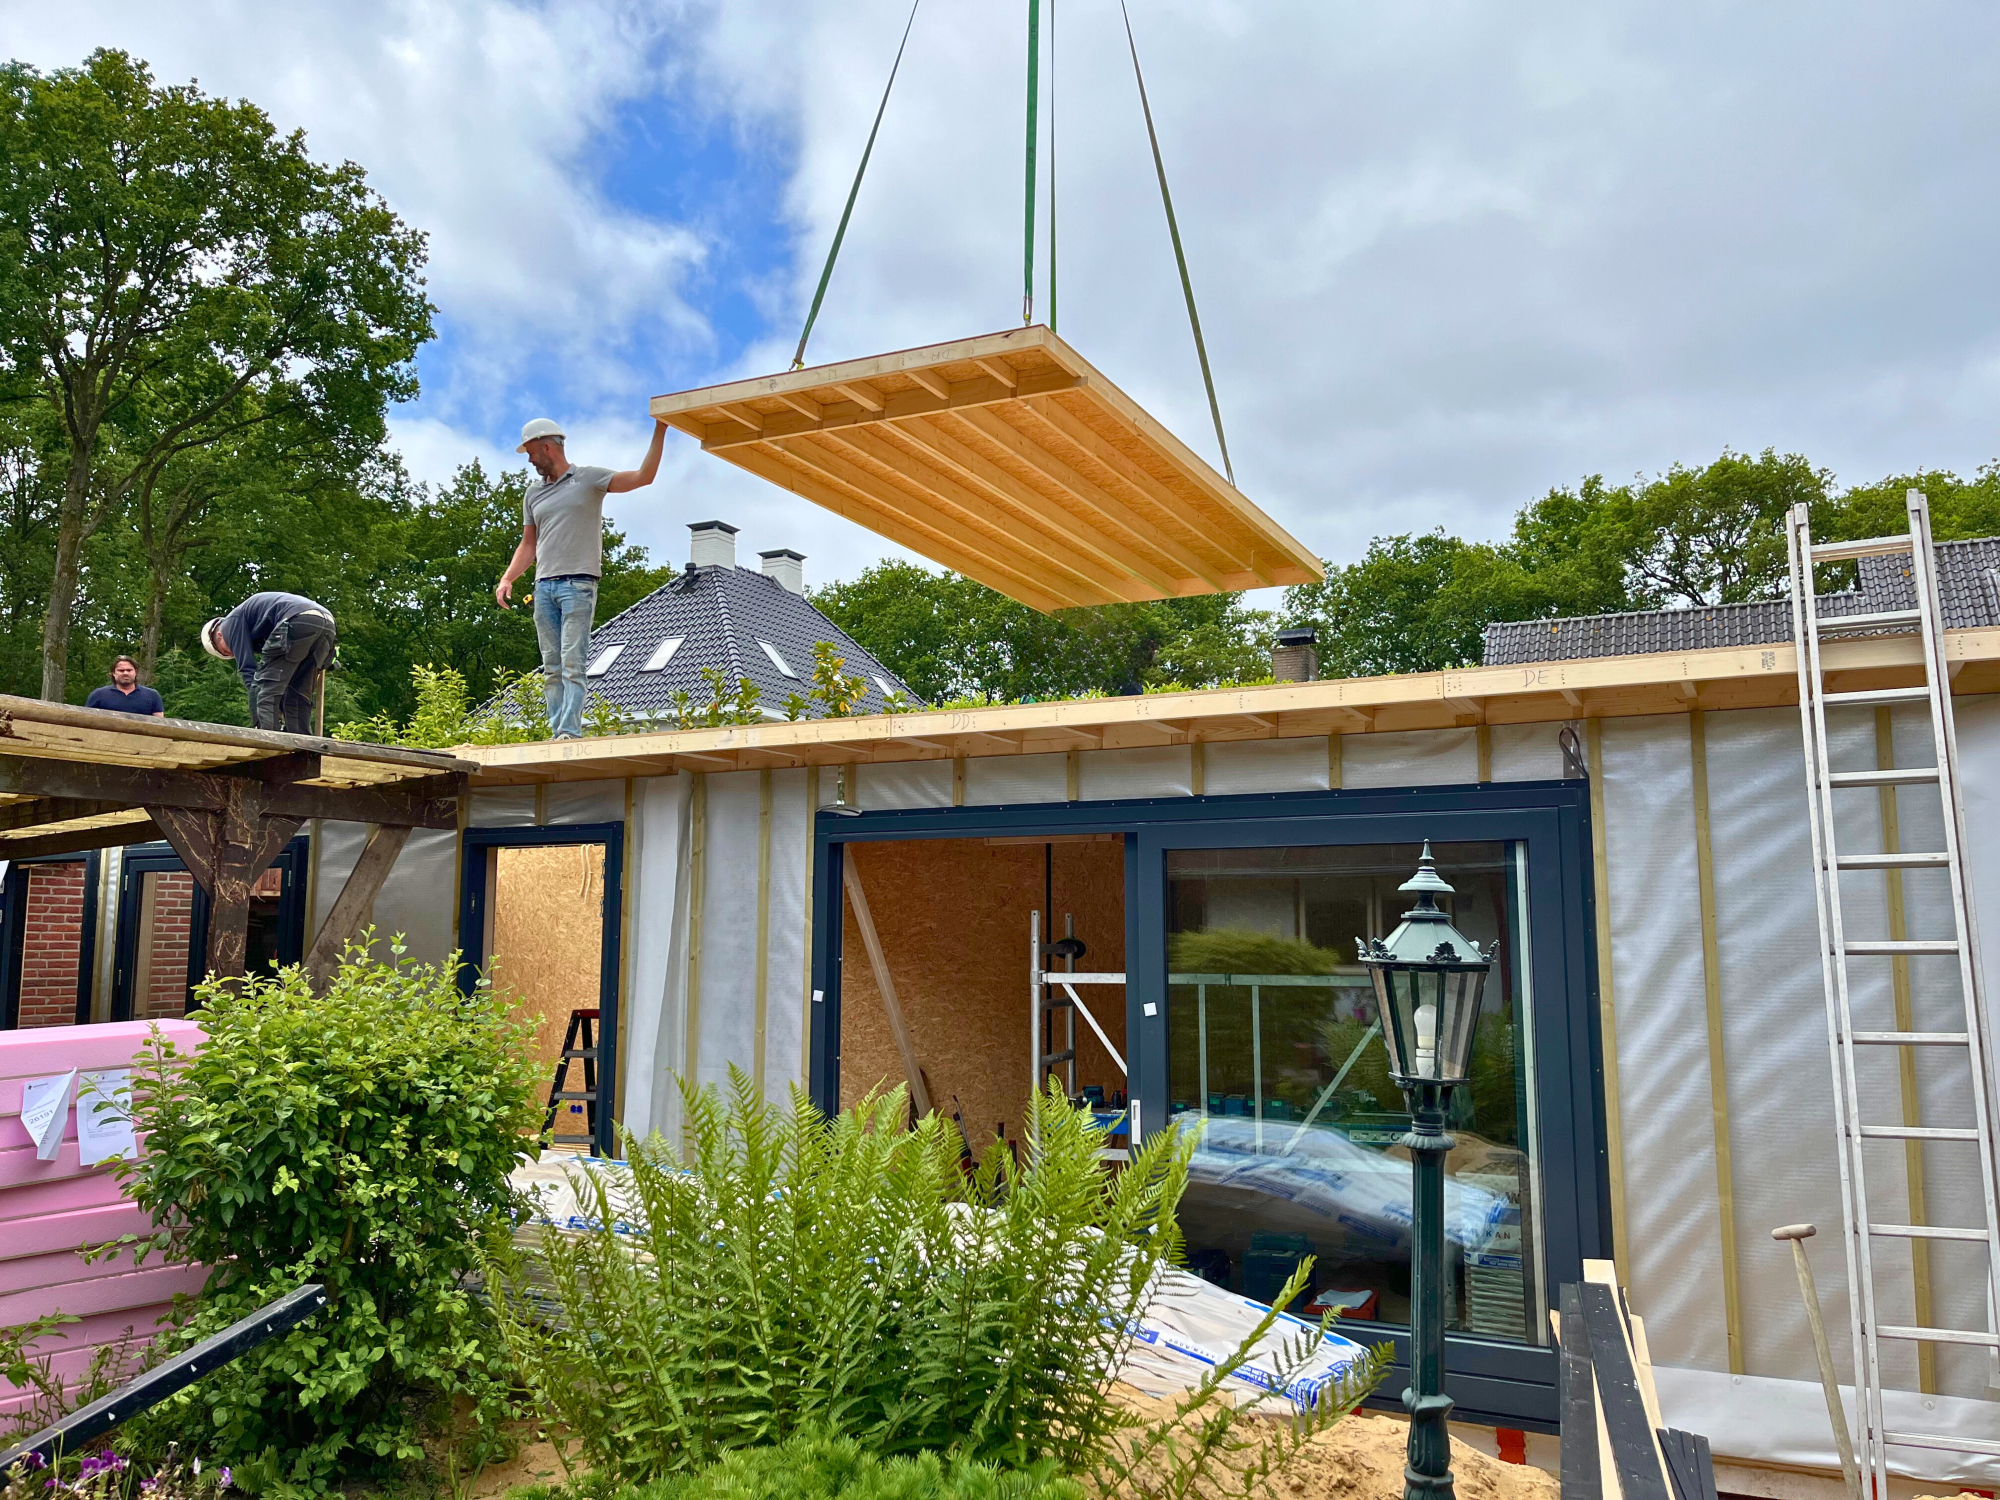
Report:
792,0,922,370
1119,1,1236,488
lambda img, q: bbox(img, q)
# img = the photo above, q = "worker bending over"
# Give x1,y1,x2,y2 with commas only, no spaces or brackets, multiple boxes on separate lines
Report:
495,415,667,740
201,592,336,733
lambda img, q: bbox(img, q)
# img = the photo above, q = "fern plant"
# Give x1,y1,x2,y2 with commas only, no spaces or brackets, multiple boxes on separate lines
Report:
485,1075,1194,1481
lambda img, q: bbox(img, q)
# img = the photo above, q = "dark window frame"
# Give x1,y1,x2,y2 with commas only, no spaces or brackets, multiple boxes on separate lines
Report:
0,853,104,1029
808,779,1605,1430
109,837,310,1019
456,822,626,1158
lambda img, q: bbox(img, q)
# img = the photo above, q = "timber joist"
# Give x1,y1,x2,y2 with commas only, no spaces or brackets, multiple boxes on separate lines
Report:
649,325,1322,612
462,626,2000,785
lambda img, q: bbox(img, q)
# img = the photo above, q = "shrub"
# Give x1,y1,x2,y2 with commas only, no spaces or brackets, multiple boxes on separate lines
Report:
486,1076,1192,1480
112,939,544,1485
607,1429,1080,1499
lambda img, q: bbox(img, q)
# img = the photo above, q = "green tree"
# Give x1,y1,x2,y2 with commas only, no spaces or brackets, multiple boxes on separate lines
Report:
0,49,433,701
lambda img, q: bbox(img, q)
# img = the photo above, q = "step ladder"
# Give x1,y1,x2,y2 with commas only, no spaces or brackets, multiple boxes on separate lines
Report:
1029,910,1134,1156
542,1007,599,1150
1786,491,2000,1493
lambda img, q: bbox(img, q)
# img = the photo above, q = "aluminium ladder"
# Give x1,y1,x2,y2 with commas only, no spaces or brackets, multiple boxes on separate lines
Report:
1787,491,2000,1494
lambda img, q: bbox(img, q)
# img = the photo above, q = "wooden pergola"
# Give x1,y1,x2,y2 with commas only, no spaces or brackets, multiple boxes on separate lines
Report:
0,697,469,985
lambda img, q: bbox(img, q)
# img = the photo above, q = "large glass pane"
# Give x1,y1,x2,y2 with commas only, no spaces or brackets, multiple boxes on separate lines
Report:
1165,841,1544,1345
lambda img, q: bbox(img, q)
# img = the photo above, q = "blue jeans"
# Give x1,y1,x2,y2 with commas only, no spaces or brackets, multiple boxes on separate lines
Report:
533,575,598,739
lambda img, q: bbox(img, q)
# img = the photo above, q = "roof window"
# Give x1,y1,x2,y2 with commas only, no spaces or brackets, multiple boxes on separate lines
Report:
873,675,898,700
759,641,798,679
585,643,626,677
641,637,684,671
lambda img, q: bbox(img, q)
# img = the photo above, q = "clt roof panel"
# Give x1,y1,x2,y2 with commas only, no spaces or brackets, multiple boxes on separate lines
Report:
649,326,1323,612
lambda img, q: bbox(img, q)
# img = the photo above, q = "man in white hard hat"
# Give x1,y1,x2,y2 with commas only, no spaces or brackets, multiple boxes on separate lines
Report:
495,415,668,739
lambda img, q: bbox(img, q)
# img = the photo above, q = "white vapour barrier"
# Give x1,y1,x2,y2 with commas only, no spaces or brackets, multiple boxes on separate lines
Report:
1205,737,1330,796
764,768,812,1100
692,771,762,1093
1080,744,1194,801
469,787,537,827
308,819,457,967
964,751,1068,806
620,774,690,1141
1487,723,1570,782
857,759,952,809
1601,701,2000,1484
1343,728,1478,788
546,781,626,825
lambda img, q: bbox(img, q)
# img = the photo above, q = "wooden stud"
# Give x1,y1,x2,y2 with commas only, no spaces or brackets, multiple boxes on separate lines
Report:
774,391,823,421
1876,707,1936,1393
1688,709,1744,1375
1066,749,1081,801
718,401,766,434
1587,718,1632,1283
1190,740,1205,796
684,773,708,1112
304,824,414,987
952,757,966,806
832,381,884,412
1329,732,1342,789
906,368,949,399
842,853,932,1117
972,357,1017,389
534,781,548,826
753,769,773,1099
1562,688,1585,708
1477,724,1493,783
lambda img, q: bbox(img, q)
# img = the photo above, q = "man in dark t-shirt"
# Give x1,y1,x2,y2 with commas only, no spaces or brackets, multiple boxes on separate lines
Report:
84,656,165,718
201,592,336,733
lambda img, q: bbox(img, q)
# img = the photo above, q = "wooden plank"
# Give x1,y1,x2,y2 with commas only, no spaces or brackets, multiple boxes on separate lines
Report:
699,370,1079,450
0,758,226,812
0,813,160,860
304,824,413,986
1579,1281,1672,1500
727,442,1073,612
1558,1283,1600,1500
0,798,131,834
842,853,933,1118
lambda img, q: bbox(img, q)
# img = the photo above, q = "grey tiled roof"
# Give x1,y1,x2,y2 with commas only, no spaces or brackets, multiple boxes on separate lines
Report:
581,564,920,719
1481,537,2000,667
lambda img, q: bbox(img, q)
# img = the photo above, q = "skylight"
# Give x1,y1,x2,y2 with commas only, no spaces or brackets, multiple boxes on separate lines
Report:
873,676,898,700
585,643,626,677
759,641,798,679
641,637,684,672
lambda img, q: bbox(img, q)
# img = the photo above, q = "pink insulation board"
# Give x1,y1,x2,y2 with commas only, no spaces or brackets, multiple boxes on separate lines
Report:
1,1020,208,1417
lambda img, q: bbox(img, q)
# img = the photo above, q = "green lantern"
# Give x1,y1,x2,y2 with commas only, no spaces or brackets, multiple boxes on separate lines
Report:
1356,842,1494,1085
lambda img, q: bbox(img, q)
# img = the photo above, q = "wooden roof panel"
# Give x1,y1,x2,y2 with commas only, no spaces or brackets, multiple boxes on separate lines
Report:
651,326,1323,612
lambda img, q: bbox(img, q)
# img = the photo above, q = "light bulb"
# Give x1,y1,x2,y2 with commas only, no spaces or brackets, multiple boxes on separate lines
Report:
1413,1002,1438,1078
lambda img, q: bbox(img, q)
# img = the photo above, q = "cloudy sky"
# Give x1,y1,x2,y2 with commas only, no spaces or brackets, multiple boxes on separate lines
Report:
8,2,2000,592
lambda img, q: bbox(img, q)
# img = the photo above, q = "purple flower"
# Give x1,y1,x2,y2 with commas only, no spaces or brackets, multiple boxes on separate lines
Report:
77,1453,126,1480
215,1469,231,1491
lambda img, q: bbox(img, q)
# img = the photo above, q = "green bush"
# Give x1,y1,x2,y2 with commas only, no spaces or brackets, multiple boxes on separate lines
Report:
486,1076,1192,1481
113,939,545,1486
596,1429,1080,1499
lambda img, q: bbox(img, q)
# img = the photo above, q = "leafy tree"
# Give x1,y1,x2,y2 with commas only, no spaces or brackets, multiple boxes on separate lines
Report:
0,49,433,700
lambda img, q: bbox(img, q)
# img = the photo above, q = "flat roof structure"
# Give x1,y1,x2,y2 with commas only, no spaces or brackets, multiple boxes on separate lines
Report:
649,326,1323,612
0,697,472,982
460,621,2000,784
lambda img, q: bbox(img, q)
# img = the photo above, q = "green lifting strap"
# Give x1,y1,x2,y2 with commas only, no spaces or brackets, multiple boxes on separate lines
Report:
1047,0,1057,332
1023,0,1041,325
1119,1,1236,489
792,0,922,370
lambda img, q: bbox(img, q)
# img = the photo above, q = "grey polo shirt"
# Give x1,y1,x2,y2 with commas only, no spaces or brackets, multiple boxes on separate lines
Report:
523,465,616,579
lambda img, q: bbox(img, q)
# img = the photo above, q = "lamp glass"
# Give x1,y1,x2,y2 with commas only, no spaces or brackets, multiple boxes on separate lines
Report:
1356,843,1493,1086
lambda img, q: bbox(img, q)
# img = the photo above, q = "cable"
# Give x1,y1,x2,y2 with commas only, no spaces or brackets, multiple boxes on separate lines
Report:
1023,0,1041,324
791,0,922,370
1119,1,1236,487
1047,0,1057,333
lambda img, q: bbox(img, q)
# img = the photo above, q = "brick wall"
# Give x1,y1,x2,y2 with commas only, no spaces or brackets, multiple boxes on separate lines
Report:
19,863,86,1029
138,871,195,1020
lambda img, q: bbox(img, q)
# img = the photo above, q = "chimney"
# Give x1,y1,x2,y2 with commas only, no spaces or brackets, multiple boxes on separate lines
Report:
689,520,738,568
759,548,806,593
1272,626,1318,683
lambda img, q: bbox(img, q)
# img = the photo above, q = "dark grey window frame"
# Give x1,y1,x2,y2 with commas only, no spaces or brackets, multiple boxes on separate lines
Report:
809,778,1608,1430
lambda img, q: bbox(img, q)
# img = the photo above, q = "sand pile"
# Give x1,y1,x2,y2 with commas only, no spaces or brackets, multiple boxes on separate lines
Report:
1099,1386,1560,1500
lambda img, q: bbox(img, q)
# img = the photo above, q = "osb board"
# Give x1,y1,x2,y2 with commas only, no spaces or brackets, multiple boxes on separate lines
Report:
490,844,605,1090
838,837,1125,1153
649,326,1321,612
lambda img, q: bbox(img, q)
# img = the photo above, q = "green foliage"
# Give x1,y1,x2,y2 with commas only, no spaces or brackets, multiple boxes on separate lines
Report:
811,564,1273,704
1166,929,1343,977
0,1312,142,1443
335,662,645,748
666,666,765,730
486,1076,1194,1482
785,642,872,721
603,1429,1081,1499
111,940,545,1485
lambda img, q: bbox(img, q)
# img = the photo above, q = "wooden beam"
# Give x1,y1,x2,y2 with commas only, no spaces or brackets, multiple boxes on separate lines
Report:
304,823,413,988
752,439,1097,609
810,428,1141,605
0,758,226,812
0,755,459,827
972,357,1017,389
226,750,324,785
0,695,472,773
833,381,884,412
969,403,1230,589
718,401,765,434
727,442,1071,613
842,853,933,1118
673,752,739,769
888,415,1180,595
0,814,160,860
699,369,1082,451
0,797,130,834
905,368,949,399
773,390,823,421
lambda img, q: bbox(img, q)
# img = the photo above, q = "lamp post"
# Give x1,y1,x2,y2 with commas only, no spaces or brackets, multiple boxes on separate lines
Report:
1356,842,1495,1500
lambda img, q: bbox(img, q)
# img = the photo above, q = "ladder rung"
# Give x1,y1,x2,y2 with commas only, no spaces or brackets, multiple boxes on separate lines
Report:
1868,1223,1992,1242
1859,1124,1980,1141
1885,1431,2000,1457
1850,1030,1969,1046
1817,608,1921,634
1836,851,1950,870
1812,534,1913,562
549,1090,597,1102
1827,767,1940,788
1876,1324,2000,1348
1844,939,1959,955
1042,1050,1075,1065
1822,686,1932,708
561,1048,597,1059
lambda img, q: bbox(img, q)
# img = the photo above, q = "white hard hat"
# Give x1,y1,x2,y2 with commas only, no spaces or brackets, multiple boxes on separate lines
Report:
517,417,565,452
200,618,228,659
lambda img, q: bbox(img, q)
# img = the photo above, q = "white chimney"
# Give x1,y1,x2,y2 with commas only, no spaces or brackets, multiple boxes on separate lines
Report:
689,520,738,568
759,548,806,593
